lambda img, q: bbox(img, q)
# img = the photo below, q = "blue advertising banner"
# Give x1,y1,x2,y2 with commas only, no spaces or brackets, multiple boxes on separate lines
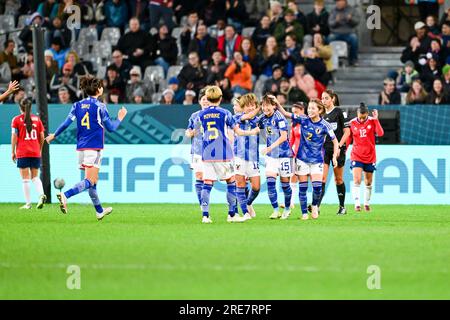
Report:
0,145,449,205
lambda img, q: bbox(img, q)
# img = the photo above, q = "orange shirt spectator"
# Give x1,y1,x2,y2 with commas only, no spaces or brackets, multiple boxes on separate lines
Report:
224,52,253,94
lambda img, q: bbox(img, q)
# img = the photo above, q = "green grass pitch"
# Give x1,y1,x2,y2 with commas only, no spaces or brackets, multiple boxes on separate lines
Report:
0,203,449,300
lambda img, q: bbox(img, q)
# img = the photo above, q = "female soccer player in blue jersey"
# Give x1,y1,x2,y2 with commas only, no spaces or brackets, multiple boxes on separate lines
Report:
233,93,262,220
276,97,339,220
257,95,293,220
185,87,210,206
187,86,259,224
46,75,127,220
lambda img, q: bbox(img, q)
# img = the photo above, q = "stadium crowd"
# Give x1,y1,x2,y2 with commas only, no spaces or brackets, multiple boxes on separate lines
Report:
379,5,450,105
0,0,364,105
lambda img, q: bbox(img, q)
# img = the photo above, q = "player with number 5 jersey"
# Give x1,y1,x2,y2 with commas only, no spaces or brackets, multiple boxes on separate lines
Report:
46,75,127,220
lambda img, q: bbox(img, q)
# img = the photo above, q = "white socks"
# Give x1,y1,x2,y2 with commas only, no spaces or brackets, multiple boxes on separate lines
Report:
22,179,31,205
364,185,373,206
352,183,361,207
290,183,297,205
32,177,44,196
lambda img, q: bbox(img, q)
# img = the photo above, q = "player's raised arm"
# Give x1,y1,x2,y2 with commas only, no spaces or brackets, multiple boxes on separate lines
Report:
46,104,77,144
372,109,384,137
240,103,261,121
101,106,127,132
0,81,20,102
270,95,292,118
233,125,260,136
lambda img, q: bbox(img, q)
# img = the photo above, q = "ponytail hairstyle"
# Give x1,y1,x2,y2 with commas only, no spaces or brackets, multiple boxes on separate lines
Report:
80,75,103,97
19,98,33,134
324,89,340,106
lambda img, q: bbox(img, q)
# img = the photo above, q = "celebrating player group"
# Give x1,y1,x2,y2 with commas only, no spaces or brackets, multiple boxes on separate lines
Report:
186,85,384,223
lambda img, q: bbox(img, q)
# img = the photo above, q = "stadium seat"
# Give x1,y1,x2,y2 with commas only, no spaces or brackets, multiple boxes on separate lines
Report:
78,27,98,44
166,65,183,80
17,15,30,29
8,31,22,47
144,65,165,81
101,27,121,46
330,41,348,67
72,41,90,57
96,65,106,79
253,78,265,99
0,15,15,31
82,54,100,72
207,25,218,38
0,32,6,51
92,40,112,60
20,78,34,97
0,62,11,83
171,27,181,40
242,27,255,38
152,92,162,103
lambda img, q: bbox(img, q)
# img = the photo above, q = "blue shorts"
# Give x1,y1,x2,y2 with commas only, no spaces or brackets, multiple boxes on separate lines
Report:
350,160,376,173
17,157,41,169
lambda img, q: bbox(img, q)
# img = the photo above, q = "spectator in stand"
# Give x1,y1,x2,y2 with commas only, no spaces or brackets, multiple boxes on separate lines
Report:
104,0,129,31
19,12,44,53
188,23,218,66
302,47,328,86
257,36,282,78
45,16,72,49
239,38,258,78
406,79,428,104
58,86,72,104
263,64,284,94
56,0,77,23
268,1,284,27
104,64,126,103
117,18,153,70
149,0,175,31
129,0,150,32
110,50,132,82
276,92,287,105
160,88,175,104
37,0,59,25
49,63,78,102
397,60,420,93
217,25,243,64
378,78,401,105
417,0,441,22
172,0,197,24
312,33,333,82
440,7,450,26
224,51,253,95
218,77,234,103
442,64,450,92
21,53,34,79
274,9,304,47
183,90,196,105
427,78,449,104
199,0,226,27
401,21,432,70
178,52,207,93
426,15,441,39
441,22,450,64
132,87,145,104
287,0,308,36
225,0,247,32
428,39,447,67
278,77,309,105
126,66,152,103
153,24,179,76
0,40,24,82
44,50,59,87
206,51,227,84
108,88,121,104
281,34,303,79
305,0,330,47
420,53,441,91
167,77,185,103
290,63,317,99
244,0,270,26
328,0,360,66
65,50,94,79
252,16,273,51
12,88,26,104
48,38,69,70
180,11,200,55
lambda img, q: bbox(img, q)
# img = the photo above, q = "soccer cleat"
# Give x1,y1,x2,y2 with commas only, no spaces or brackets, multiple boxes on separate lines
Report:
202,216,213,224
307,204,312,213
364,205,371,212
269,211,281,219
96,207,113,221
337,206,347,215
355,205,362,212
280,209,291,220
311,205,319,219
57,192,68,214
301,214,309,220
227,215,245,223
247,205,256,218
36,194,47,209
19,204,32,210
242,213,252,221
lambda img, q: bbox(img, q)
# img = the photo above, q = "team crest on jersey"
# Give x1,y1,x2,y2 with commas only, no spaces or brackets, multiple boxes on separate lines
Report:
271,120,276,126
315,128,321,134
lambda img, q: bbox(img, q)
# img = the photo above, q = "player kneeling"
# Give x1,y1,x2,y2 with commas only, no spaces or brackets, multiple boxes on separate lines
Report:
189,86,259,223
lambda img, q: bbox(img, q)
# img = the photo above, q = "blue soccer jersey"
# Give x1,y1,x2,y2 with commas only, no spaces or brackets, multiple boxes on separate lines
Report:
187,110,203,156
54,97,121,150
233,113,260,162
292,115,336,164
197,106,236,162
257,111,292,158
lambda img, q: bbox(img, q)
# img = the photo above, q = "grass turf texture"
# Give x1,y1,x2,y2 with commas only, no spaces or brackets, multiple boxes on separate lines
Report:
0,203,449,300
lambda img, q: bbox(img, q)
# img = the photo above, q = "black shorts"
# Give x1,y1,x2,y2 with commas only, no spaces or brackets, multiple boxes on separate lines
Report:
17,157,41,169
323,148,346,168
